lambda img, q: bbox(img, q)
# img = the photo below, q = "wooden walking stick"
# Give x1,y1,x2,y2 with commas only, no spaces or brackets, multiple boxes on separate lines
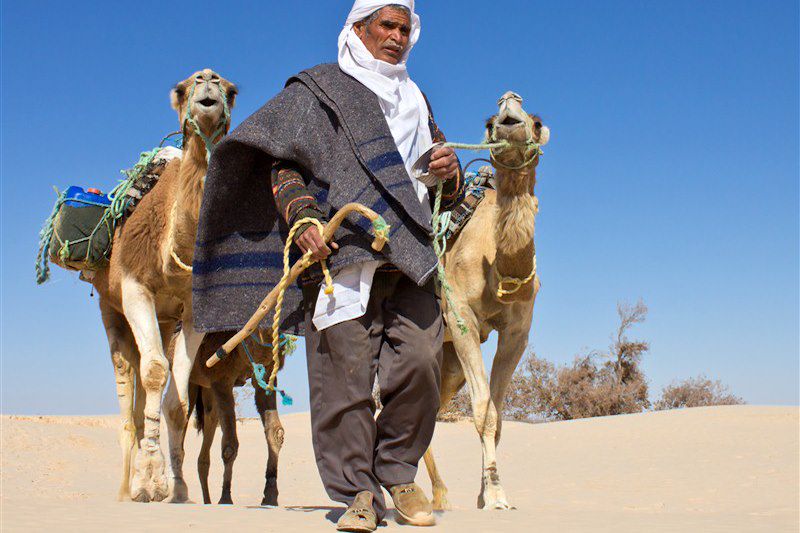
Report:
206,202,390,369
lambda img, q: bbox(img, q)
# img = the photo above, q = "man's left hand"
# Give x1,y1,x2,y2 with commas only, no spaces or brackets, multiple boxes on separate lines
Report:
428,146,458,181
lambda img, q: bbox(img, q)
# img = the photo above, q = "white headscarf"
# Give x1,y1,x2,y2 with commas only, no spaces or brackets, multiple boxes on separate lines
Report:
338,1,433,203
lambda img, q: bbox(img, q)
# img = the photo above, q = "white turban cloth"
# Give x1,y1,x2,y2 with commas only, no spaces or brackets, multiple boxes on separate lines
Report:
337,0,433,202
314,1,434,332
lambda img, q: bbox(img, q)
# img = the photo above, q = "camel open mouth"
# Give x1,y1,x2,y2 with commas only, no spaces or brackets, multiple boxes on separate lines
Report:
499,115,524,126
196,97,219,108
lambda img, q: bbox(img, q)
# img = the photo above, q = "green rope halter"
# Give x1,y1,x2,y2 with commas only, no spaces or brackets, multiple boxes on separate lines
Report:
182,79,231,162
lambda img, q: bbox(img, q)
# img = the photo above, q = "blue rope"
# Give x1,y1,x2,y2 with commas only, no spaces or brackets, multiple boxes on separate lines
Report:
240,334,295,406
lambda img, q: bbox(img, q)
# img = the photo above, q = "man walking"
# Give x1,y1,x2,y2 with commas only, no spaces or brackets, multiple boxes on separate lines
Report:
193,2,463,530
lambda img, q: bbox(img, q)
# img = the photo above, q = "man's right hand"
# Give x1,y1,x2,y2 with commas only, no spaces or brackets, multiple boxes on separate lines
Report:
295,225,338,261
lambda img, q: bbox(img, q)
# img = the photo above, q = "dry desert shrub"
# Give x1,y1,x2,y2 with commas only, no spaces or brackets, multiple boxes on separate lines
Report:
426,299,744,423
654,376,744,410
501,300,652,421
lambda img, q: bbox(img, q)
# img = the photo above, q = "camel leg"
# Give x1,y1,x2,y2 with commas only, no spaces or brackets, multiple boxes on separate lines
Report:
424,343,465,511
100,301,139,501
164,376,198,503
212,381,238,505
254,379,284,506
170,316,203,426
490,322,531,447
448,310,508,510
164,318,203,504
121,277,170,503
470,322,532,510
197,387,218,505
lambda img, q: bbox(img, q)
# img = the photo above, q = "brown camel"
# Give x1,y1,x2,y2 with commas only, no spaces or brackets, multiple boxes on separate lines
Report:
90,69,237,502
163,330,286,506
424,92,550,510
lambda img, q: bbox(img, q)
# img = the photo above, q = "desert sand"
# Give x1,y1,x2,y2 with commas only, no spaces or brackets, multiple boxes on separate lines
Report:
1,406,797,532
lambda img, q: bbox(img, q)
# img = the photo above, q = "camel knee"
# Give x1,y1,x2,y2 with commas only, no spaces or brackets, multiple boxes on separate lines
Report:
222,442,238,463
471,395,498,436
141,356,169,391
111,352,132,375
198,455,211,474
268,425,285,449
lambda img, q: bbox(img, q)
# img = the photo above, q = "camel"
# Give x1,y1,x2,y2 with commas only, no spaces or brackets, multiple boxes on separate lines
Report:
90,69,237,502
423,92,550,510
163,330,286,506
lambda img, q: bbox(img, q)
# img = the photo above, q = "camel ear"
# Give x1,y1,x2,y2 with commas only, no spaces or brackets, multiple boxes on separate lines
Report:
170,86,184,112
538,125,550,146
225,85,238,109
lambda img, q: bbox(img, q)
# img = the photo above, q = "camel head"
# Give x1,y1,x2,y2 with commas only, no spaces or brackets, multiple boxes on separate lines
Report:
485,91,549,172
171,69,237,152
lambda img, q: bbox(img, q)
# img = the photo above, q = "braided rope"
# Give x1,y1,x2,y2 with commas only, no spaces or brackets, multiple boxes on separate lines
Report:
496,255,537,298
267,217,334,392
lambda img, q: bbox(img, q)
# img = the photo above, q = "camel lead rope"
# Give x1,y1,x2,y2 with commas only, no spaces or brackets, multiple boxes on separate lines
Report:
266,217,335,395
431,180,469,335
264,215,390,394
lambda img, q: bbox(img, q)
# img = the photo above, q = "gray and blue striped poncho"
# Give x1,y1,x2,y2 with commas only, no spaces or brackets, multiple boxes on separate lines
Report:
192,63,447,335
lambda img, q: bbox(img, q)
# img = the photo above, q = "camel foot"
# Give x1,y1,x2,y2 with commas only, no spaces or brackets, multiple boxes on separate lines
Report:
478,485,515,511
166,478,192,504
130,446,169,503
261,477,279,507
432,488,452,511
218,492,234,505
260,494,279,507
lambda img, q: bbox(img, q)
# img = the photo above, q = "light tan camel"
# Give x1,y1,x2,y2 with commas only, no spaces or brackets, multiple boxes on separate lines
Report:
424,92,550,510
91,69,237,502
163,330,286,506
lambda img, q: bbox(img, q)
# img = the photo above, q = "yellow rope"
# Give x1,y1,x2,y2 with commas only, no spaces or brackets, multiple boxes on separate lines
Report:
268,217,334,390
170,249,193,272
496,255,537,298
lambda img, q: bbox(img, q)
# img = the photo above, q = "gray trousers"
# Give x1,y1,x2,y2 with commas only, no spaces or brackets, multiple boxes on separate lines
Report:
303,271,443,520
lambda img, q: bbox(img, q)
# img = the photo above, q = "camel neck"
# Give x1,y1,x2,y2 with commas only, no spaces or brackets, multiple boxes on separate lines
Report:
176,135,207,211
493,167,537,278
170,135,208,261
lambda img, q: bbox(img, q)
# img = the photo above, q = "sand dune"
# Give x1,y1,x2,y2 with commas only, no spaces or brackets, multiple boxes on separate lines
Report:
1,406,797,532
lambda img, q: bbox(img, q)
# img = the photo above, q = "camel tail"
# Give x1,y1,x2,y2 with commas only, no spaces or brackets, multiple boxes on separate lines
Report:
192,383,205,433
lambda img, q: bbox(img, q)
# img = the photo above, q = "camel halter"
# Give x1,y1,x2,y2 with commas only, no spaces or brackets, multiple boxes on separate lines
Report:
182,78,231,162
167,79,232,273
431,99,542,323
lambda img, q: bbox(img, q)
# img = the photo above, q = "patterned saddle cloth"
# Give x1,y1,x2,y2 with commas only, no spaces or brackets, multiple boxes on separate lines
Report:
443,165,495,241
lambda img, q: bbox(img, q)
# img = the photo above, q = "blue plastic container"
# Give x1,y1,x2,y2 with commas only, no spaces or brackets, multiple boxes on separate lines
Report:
64,186,111,208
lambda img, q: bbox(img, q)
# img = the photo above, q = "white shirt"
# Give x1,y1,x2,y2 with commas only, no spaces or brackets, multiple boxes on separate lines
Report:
313,1,431,330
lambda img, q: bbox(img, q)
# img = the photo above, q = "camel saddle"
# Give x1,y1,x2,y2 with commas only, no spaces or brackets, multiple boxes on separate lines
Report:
444,166,496,242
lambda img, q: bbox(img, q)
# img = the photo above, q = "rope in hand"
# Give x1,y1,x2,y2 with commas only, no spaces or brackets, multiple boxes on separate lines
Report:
265,217,334,396
259,214,390,397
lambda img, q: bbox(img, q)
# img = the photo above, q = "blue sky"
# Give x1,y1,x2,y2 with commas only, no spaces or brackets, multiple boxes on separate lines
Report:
2,0,797,416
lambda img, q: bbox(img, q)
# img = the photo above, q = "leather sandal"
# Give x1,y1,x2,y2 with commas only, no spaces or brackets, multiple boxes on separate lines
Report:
336,490,378,533
389,483,436,527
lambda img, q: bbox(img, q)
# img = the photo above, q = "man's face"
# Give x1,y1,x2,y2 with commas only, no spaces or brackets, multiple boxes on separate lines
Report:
354,7,411,64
